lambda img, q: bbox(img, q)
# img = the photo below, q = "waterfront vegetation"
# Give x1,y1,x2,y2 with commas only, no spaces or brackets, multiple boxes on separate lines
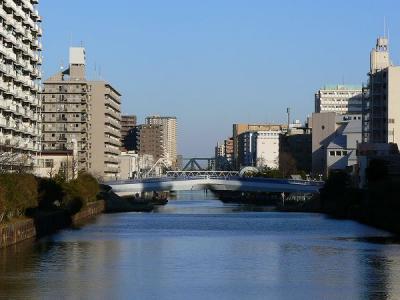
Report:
321,159,400,233
243,166,307,180
0,172,99,224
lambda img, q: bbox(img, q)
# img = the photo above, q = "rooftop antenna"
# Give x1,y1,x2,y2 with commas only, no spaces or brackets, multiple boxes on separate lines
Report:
384,16,386,38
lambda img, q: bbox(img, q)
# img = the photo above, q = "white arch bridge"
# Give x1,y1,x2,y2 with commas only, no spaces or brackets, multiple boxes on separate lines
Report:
107,171,324,197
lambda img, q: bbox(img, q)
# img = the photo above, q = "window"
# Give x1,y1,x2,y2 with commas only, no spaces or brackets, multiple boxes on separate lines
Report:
343,151,348,156
45,159,54,168
336,151,341,156
329,151,335,156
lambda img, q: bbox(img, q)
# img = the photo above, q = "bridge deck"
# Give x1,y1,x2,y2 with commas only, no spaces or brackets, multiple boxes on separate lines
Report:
107,176,324,196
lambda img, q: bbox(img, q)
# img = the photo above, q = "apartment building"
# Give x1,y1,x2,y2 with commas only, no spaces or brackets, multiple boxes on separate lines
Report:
41,47,121,180
315,85,362,114
136,124,164,161
363,37,400,146
145,115,177,166
121,114,136,150
0,0,42,169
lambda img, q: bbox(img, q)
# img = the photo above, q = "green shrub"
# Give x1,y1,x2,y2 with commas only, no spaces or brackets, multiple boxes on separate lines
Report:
37,178,64,209
0,173,38,220
60,172,99,215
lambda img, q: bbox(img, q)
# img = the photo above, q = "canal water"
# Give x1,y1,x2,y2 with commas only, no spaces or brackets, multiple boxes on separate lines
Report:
1,191,400,300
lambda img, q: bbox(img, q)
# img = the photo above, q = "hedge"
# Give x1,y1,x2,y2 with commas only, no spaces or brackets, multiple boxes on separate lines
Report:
0,173,38,222
0,172,100,223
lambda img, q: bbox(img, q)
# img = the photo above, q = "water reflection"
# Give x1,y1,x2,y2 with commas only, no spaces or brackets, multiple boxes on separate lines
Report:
1,195,400,299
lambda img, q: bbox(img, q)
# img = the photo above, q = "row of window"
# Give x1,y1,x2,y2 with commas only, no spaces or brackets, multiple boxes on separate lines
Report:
329,150,348,157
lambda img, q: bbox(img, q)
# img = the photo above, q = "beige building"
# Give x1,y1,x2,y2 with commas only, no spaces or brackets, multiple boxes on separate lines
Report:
315,85,362,114
232,123,287,169
41,47,121,180
0,0,42,169
145,115,177,166
36,150,76,180
363,37,400,146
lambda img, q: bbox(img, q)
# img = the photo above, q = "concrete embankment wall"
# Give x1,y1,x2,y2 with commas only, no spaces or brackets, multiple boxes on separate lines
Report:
72,200,105,224
0,200,105,249
0,219,36,249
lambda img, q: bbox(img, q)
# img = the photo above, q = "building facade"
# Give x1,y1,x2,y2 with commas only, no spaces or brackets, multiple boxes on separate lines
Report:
145,115,177,166
121,115,136,150
280,129,312,173
315,85,362,114
236,130,281,169
312,112,362,176
41,48,121,180
0,0,42,170
363,37,400,146
136,124,164,162
232,123,287,169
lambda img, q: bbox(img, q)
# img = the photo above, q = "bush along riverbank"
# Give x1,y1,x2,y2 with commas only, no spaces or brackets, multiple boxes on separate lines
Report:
0,172,104,248
320,163,400,234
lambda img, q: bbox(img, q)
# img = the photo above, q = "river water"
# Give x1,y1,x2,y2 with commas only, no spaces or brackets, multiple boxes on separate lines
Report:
1,191,400,300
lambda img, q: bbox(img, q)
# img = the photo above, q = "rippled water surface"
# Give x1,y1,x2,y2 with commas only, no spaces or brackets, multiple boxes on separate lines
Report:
1,191,400,300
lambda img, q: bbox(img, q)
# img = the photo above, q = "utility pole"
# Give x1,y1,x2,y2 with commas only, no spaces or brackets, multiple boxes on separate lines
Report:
286,107,290,133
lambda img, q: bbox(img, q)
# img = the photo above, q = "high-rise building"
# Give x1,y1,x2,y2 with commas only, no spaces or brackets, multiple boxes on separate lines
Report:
0,0,42,169
136,124,164,161
145,115,177,166
363,37,400,146
315,85,362,114
41,47,121,180
121,115,136,150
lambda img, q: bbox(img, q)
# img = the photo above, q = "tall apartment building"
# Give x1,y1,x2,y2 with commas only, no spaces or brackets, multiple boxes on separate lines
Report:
362,37,400,146
232,123,287,169
145,115,177,166
0,0,42,169
136,124,164,161
121,114,136,150
41,48,121,180
315,85,362,114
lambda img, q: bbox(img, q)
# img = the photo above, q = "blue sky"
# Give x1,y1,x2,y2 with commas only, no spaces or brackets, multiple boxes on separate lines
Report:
40,0,400,157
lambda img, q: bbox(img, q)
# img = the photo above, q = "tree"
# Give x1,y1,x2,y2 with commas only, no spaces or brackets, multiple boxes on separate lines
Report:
279,152,297,178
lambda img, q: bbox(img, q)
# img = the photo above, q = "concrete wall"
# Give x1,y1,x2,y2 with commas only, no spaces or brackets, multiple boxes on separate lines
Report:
0,219,36,249
388,66,400,146
312,112,337,175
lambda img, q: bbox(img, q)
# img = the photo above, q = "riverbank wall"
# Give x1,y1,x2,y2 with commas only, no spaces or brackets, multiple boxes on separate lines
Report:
0,200,105,249
0,218,36,249
72,200,105,224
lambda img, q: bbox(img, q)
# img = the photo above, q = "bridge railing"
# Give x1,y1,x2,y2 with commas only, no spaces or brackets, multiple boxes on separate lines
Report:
105,175,324,187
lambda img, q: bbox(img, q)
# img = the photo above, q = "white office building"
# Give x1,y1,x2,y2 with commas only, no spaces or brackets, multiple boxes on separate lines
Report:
253,131,280,169
315,85,362,114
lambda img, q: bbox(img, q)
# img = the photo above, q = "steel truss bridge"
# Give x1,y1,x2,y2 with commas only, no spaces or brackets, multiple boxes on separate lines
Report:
166,171,239,178
108,172,323,196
